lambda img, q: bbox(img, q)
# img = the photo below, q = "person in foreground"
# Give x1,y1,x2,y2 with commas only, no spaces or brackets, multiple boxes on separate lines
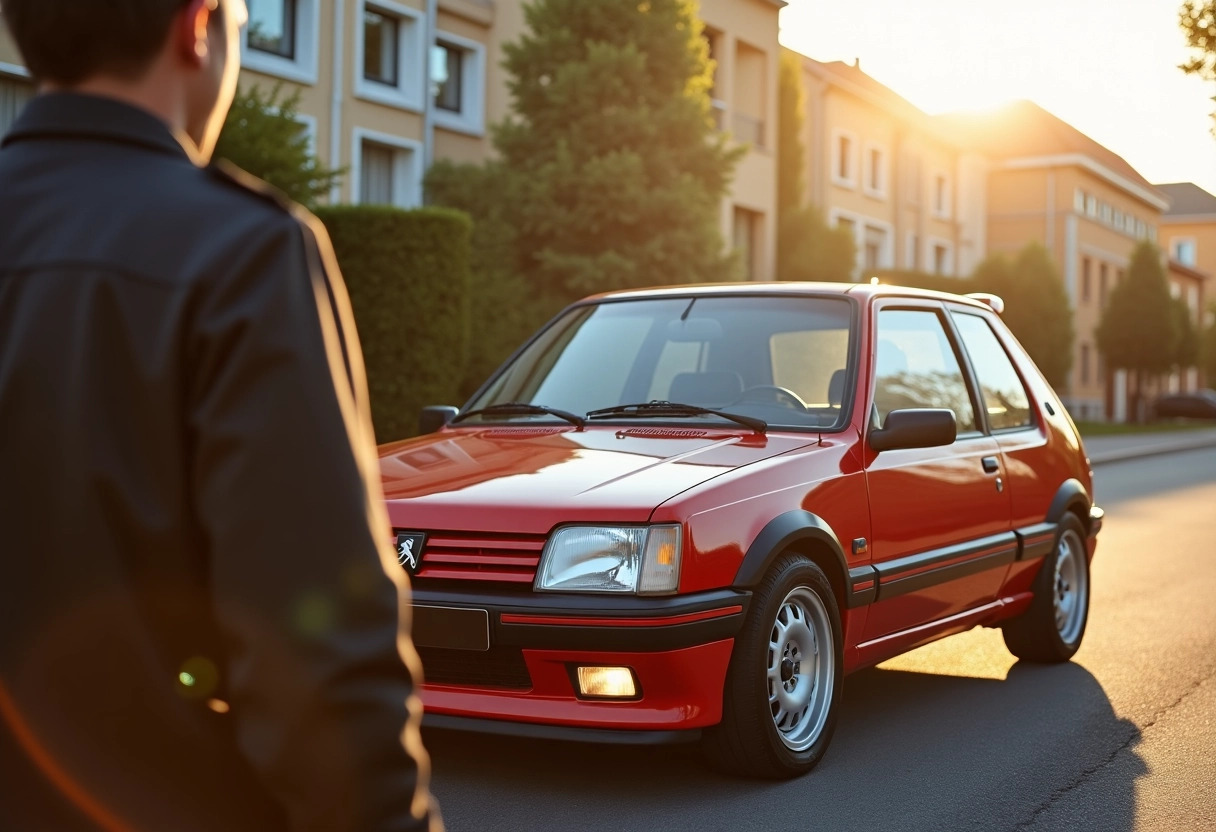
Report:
0,0,440,829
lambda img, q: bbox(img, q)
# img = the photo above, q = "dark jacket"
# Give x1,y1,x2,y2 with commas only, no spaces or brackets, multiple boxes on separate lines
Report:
0,93,440,832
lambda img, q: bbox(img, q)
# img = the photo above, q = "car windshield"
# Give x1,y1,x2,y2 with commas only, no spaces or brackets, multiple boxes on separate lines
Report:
463,295,856,431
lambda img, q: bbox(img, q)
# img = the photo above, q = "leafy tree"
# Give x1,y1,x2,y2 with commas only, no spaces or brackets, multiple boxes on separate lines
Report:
1180,1,1216,134
493,0,743,297
775,50,855,282
1097,242,1178,421
977,245,1074,389
426,160,568,396
215,84,343,209
1172,296,1201,371
1201,302,1216,383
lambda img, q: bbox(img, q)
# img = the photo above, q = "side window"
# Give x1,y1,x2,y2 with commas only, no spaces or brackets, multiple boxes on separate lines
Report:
873,309,977,433
951,313,1033,430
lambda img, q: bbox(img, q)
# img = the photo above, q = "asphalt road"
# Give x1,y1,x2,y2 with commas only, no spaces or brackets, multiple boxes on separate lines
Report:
422,447,1216,832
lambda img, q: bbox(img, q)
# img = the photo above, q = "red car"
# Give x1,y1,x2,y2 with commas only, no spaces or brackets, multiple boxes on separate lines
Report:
380,282,1102,778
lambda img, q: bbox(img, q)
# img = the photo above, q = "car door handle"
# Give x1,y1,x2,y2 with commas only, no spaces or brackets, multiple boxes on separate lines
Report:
982,456,1000,474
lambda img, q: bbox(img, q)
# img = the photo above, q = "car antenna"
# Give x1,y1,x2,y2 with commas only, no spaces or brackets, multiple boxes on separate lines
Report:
679,297,697,321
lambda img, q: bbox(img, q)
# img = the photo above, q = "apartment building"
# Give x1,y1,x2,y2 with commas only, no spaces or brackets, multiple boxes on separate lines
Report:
1,0,780,278
793,55,986,280
1158,182,1215,317
940,100,1170,420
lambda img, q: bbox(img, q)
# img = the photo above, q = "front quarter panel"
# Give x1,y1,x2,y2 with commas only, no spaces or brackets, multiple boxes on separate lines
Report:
653,433,871,652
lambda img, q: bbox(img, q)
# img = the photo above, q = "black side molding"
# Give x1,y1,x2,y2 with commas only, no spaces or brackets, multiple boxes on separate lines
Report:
873,532,1018,601
1015,521,1057,561
734,510,865,607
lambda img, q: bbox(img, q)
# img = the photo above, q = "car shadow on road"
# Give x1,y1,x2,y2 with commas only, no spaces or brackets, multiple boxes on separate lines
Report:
422,660,1144,832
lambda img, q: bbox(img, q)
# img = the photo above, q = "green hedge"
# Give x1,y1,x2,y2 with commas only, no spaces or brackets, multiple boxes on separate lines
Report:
315,205,471,443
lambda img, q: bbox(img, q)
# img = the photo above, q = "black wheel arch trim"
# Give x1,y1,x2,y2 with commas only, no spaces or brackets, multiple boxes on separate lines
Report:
733,510,867,608
1048,479,1092,530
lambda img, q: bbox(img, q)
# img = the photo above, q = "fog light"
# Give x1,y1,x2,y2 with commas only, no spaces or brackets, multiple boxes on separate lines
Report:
576,666,637,698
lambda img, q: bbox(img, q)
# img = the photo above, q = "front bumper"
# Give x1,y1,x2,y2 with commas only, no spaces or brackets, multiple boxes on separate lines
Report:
411,587,750,733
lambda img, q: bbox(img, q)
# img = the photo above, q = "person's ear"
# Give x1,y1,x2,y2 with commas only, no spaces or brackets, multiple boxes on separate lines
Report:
175,0,216,68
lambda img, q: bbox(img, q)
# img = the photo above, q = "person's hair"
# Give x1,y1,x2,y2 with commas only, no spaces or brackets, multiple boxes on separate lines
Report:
1,0,195,85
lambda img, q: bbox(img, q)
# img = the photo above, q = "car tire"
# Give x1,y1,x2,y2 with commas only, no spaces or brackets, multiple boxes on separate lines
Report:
701,555,842,779
1002,513,1090,663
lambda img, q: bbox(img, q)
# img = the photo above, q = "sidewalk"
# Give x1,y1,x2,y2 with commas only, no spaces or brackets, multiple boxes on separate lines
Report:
1082,427,1216,466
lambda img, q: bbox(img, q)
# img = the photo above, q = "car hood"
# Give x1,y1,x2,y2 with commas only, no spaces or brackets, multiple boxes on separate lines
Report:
380,425,818,533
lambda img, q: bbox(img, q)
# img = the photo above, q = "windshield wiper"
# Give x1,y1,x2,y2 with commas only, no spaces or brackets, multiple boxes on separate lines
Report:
451,402,586,429
586,401,766,434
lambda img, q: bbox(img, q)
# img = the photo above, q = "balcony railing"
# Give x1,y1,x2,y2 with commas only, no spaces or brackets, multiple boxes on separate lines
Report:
731,112,765,149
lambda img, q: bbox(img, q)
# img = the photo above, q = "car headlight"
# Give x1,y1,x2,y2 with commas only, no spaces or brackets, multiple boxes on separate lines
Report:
535,525,682,595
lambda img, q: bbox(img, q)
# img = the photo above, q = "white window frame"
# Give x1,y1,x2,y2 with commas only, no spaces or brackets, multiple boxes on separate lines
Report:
355,0,426,112
831,129,858,189
432,30,486,136
240,0,320,85
1171,236,1197,267
928,236,954,275
1073,188,1085,213
932,172,951,219
861,221,894,272
863,142,888,200
351,127,423,209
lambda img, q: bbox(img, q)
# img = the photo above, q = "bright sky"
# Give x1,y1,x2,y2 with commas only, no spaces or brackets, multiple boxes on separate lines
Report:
779,0,1216,199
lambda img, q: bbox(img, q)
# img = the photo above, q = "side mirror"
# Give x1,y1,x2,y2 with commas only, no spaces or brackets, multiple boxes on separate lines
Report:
419,405,459,435
869,408,957,452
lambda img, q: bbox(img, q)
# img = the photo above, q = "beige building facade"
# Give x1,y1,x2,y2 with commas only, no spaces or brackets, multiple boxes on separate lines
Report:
794,56,986,280
2,0,780,280
942,101,1170,421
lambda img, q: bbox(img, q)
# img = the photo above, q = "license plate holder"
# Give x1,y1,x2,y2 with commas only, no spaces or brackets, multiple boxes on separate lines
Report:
411,605,490,651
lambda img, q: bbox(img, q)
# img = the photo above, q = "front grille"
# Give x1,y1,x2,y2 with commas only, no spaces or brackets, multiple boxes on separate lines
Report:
417,646,533,690
415,532,546,585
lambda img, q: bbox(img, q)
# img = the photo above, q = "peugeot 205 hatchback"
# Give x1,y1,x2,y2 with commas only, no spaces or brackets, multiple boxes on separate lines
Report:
379,283,1102,779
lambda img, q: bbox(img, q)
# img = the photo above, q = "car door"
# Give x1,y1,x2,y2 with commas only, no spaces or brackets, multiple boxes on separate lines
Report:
861,301,1015,641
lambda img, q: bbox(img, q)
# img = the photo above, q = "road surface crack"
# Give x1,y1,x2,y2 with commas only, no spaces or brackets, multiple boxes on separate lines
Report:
1010,667,1216,831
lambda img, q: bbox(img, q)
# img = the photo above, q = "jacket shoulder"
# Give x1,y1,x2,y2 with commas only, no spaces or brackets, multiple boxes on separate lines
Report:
205,160,306,220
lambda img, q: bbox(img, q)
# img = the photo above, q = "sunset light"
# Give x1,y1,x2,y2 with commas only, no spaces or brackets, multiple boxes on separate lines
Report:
780,0,1216,196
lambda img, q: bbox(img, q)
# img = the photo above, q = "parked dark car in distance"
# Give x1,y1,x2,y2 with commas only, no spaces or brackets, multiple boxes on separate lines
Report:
1153,389,1216,420
380,282,1103,779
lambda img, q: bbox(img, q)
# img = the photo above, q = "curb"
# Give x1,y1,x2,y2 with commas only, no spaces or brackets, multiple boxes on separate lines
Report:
1088,434,1216,466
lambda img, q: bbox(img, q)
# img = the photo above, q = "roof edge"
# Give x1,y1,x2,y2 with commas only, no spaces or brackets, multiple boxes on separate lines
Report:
997,154,1169,211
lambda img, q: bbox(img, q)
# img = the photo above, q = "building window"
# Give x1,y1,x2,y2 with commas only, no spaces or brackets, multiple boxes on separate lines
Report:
907,233,920,270
864,225,888,271
430,34,485,134
1081,257,1091,303
248,0,296,58
733,206,762,280
933,173,950,218
364,9,400,86
1086,195,1098,218
1074,188,1086,213
1,75,34,139
932,242,951,275
355,130,422,209
731,41,767,149
240,0,317,83
356,0,424,110
1080,343,1091,386
1099,264,1109,308
833,131,856,187
864,145,887,198
432,43,463,112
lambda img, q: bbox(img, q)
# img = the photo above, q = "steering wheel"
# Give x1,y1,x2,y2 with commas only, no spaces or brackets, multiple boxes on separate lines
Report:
733,385,811,412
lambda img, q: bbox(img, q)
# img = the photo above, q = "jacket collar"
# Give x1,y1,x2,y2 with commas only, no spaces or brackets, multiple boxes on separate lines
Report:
1,92,202,164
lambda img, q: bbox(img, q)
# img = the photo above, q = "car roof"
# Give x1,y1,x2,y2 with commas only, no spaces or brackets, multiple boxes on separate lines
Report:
582,281,995,311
